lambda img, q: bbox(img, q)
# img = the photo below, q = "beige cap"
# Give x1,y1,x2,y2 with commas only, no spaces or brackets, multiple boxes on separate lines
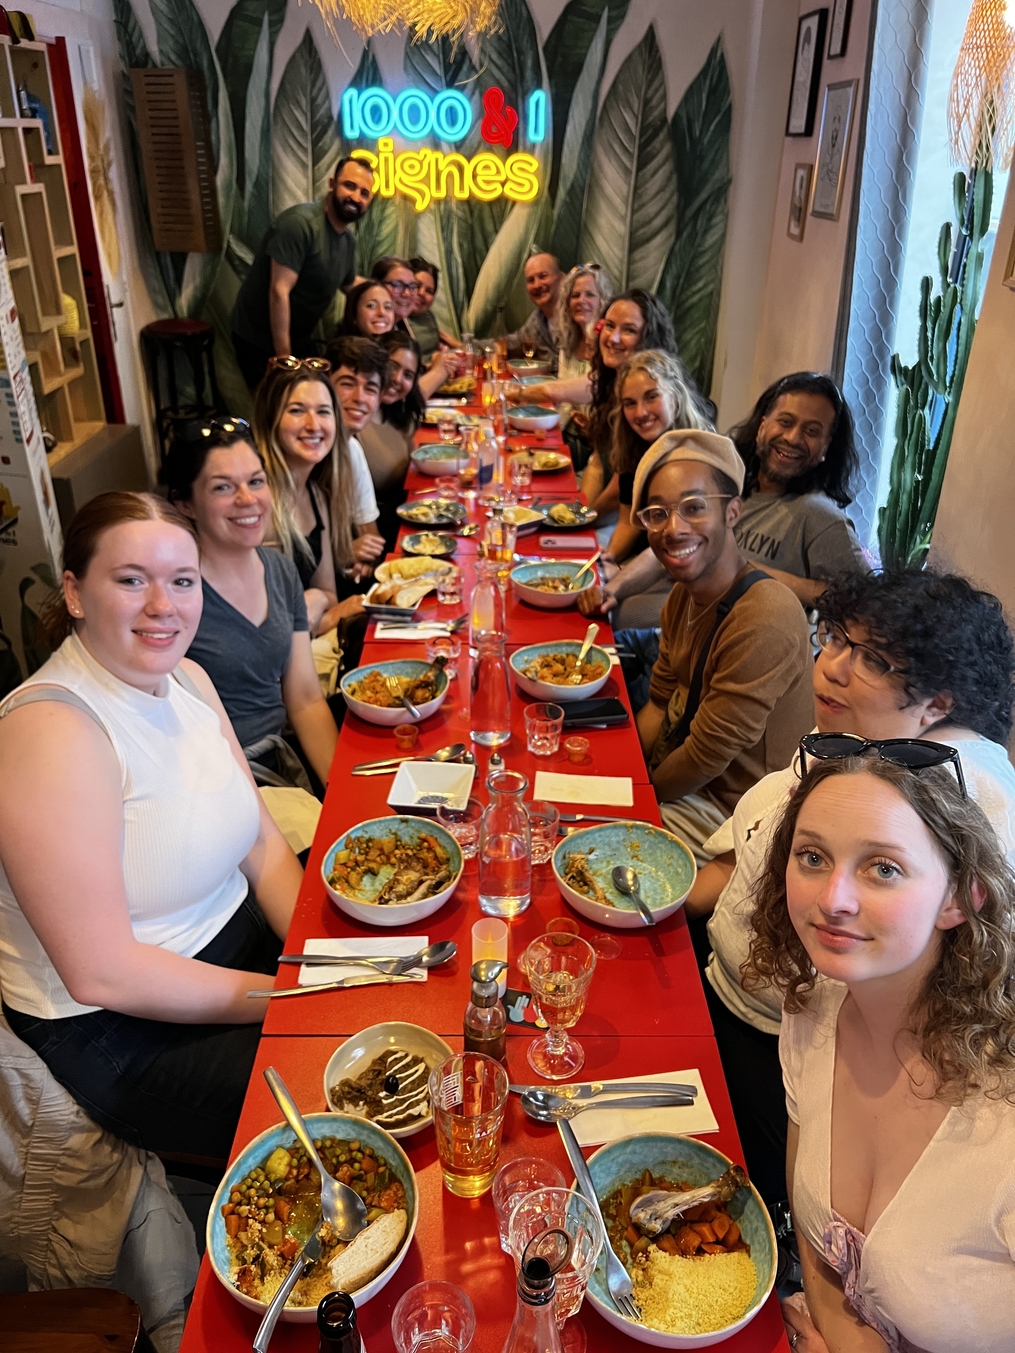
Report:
630,429,745,516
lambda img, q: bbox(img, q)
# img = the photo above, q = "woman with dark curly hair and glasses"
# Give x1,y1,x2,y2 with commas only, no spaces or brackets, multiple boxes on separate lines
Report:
683,567,1015,1212
744,755,1015,1352
0,490,301,1160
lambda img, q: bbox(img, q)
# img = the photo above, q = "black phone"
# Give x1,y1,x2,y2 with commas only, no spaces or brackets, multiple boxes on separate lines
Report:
561,698,630,728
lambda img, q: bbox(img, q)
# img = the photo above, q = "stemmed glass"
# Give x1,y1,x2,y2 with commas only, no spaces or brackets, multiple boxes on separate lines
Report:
521,933,596,1079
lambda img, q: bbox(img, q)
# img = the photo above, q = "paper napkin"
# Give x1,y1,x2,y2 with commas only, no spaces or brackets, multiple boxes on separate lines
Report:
370,624,451,641
298,935,430,986
568,1069,719,1147
532,772,634,806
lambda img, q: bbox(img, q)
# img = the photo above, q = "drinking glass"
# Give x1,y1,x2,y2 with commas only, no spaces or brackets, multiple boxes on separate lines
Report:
426,634,461,679
528,800,560,864
429,1051,509,1197
524,702,564,756
435,475,460,499
391,1280,476,1353
478,769,531,914
523,342,537,360
437,414,458,443
522,933,596,1079
437,797,484,860
508,1187,605,1326
481,379,498,411
436,565,461,606
482,514,518,588
510,457,534,501
492,1157,567,1253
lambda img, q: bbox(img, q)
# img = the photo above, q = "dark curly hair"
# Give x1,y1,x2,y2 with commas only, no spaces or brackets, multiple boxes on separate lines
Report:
588,289,678,460
729,371,859,508
818,568,1015,744
379,331,426,433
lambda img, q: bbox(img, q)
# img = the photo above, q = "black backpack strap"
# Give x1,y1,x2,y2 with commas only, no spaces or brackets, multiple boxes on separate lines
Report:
670,570,769,748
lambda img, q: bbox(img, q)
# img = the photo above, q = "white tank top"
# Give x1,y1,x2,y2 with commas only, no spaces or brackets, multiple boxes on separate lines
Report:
0,633,261,1019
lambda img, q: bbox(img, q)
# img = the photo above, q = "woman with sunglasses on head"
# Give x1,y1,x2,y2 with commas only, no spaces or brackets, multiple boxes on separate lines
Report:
163,418,339,793
357,332,427,550
0,491,302,1161
370,256,456,399
744,754,1015,1353
253,357,384,638
684,569,1015,1213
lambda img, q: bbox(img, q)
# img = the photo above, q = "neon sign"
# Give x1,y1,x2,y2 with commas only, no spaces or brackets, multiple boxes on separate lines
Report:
341,85,545,211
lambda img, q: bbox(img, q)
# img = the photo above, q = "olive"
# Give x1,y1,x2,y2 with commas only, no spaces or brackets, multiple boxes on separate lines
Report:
383,1073,400,1095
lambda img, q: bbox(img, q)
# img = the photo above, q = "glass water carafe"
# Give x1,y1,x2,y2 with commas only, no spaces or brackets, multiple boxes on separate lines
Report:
470,635,512,749
469,559,505,650
479,769,532,918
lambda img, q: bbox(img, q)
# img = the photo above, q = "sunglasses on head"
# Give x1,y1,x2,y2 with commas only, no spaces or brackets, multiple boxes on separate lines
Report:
266,356,332,374
797,733,967,797
178,415,251,446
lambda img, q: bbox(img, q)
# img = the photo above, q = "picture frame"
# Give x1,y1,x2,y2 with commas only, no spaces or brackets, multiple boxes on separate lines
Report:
786,9,828,137
1002,224,1015,290
788,163,814,241
811,80,857,220
827,0,853,59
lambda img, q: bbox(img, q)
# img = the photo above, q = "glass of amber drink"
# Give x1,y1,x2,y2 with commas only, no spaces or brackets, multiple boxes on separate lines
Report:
522,933,597,1079
429,1052,509,1197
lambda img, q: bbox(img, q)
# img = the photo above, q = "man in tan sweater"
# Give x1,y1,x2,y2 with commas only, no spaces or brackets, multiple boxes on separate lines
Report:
632,430,813,861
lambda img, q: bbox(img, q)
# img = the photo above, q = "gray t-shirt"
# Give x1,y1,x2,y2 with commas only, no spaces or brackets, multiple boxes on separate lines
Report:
734,490,867,581
186,547,309,748
231,201,356,356
505,308,557,365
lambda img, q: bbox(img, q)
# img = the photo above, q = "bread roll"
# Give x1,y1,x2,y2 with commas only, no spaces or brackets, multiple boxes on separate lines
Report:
328,1208,408,1291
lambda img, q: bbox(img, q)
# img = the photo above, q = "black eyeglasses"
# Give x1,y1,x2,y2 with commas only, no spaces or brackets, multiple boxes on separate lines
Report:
178,416,251,445
266,356,331,374
385,281,419,295
797,733,967,797
815,620,905,685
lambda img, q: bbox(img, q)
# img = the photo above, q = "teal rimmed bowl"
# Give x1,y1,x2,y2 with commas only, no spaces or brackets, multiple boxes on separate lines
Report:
583,1133,775,1346
341,659,449,727
411,445,468,477
509,639,612,701
510,560,595,610
552,822,695,928
321,814,463,927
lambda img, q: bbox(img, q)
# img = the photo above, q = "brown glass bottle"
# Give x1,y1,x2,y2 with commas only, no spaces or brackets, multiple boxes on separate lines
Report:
317,1291,362,1353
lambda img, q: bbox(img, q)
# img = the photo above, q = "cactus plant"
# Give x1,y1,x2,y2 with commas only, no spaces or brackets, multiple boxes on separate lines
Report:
878,167,992,570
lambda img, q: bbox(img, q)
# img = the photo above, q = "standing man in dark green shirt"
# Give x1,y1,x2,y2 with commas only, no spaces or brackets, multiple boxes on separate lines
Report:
231,156,375,388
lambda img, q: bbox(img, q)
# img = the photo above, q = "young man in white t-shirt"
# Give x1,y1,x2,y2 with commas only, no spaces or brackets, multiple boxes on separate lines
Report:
325,336,386,579
684,567,1015,1208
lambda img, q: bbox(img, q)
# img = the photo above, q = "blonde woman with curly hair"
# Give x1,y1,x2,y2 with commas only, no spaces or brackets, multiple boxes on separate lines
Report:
743,754,1015,1353
253,359,383,636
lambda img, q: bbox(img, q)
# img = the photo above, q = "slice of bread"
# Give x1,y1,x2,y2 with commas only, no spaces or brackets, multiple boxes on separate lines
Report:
328,1208,408,1292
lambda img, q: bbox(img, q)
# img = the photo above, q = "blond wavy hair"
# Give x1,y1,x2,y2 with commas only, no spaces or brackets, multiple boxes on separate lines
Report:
610,349,713,477
555,264,613,362
743,756,1015,1105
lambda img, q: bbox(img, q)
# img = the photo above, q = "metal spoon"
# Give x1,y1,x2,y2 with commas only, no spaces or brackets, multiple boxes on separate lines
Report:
612,865,656,927
569,622,600,684
520,1090,696,1123
254,941,458,997
263,1068,368,1240
568,551,601,590
351,742,467,776
278,939,458,969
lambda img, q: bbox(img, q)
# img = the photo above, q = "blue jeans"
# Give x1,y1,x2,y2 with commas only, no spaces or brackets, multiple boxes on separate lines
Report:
4,895,281,1163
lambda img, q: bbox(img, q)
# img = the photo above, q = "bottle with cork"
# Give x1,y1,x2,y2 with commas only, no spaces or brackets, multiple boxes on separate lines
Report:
464,959,508,1062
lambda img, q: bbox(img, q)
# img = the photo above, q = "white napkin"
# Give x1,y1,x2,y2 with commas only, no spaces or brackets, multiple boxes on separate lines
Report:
370,623,452,641
533,772,634,806
568,1069,719,1147
298,935,430,986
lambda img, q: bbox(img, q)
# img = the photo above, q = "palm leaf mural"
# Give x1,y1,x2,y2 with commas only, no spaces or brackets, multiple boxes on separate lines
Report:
657,37,731,394
343,43,400,278
149,0,221,167
216,0,286,193
548,6,609,271
579,25,676,292
463,197,549,337
272,29,340,215
542,0,629,198
475,0,545,241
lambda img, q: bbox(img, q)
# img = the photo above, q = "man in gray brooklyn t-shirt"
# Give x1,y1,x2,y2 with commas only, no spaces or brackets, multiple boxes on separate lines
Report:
729,372,868,606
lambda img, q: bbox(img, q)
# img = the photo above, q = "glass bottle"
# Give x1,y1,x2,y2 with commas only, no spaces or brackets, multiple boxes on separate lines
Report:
501,1230,572,1353
464,959,508,1061
469,558,505,649
318,1291,364,1353
461,330,476,378
482,503,518,587
479,769,531,917
459,426,479,499
477,418,498,499
470,635,512,751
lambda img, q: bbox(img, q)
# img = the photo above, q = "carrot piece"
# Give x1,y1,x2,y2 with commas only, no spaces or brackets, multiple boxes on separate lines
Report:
712,1212,731,1240
691,1222,717,1243
274,1197,291,1224
724,1221,741,1248
278,1236,300,1260
625,1225,640,1247
701,1242,726,1255
656,1234,680,1256
682,1203,707,1221
221,1203,235,1217
699,1202,719,1222
225,1214,242,1238
676,1225,701,1256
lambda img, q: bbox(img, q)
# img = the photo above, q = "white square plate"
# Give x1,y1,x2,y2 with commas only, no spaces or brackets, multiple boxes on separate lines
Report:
387,760,476,814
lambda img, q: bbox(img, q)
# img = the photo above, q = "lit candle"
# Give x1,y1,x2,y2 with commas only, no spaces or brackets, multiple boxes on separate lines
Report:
472,917,509,996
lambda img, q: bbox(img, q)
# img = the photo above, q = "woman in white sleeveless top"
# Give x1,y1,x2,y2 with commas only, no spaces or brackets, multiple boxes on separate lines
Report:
0,492,302,1161
744,755,1015,1353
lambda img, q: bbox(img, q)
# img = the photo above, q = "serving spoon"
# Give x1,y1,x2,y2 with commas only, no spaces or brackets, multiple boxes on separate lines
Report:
520,1089,696,1123
611,865,656,927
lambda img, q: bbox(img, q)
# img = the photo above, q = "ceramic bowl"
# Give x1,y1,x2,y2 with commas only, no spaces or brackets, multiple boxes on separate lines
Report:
322,1023,454,1138
509,640,613,701
508,358,552,377
341,659,449,727
411,445,468,477
321,815,464,927
396,498,468,528
510,560,596,609
582,1133,776,1347
206,1112,418,1322
551,822,696,929
508,404,560,432
501,504,546,535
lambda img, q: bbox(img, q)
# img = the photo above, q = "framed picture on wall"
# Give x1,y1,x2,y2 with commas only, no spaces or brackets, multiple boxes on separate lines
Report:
811,79,857,220
788,163,814,241
828,0,853,58
786,9,828,136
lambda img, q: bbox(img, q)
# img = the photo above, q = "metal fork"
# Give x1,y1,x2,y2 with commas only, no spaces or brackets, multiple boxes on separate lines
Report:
386,674,420,719
556,1118,641,1323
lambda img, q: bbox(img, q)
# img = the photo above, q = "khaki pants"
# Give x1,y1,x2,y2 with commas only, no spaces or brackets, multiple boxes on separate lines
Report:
659,792,729,866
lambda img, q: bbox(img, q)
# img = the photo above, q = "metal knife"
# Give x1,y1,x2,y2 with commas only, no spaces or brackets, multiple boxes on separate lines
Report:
510,1080,697,1099
253,1225,323,1353
278,952,422,966
248,973,420,999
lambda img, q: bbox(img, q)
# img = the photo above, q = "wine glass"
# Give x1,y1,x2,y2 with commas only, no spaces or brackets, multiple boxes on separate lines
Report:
521,933,596,1079
523,341,537,360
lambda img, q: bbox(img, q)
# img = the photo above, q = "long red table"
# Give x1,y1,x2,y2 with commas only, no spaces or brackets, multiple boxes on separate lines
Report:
178,407,789,1353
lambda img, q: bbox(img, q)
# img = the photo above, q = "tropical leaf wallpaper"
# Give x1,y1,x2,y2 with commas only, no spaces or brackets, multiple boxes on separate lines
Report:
113,0,731,409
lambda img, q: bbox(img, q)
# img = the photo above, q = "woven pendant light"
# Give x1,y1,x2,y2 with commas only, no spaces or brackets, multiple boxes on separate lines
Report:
309,0,501,42
948,0,1015,170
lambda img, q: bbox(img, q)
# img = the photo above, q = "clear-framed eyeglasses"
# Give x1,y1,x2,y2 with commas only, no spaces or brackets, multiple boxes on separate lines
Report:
815,620,906,685
635,495,733,531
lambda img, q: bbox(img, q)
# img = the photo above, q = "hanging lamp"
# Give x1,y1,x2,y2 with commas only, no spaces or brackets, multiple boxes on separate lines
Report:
309,0,502,43
948,0,1015,169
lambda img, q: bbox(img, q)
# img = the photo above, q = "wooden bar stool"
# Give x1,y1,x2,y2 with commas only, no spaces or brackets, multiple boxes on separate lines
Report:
0,1288,155,1353
140,319,223,464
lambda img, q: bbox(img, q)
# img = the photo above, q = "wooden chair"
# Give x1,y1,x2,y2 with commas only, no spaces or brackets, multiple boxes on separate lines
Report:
0,1288,156,1352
